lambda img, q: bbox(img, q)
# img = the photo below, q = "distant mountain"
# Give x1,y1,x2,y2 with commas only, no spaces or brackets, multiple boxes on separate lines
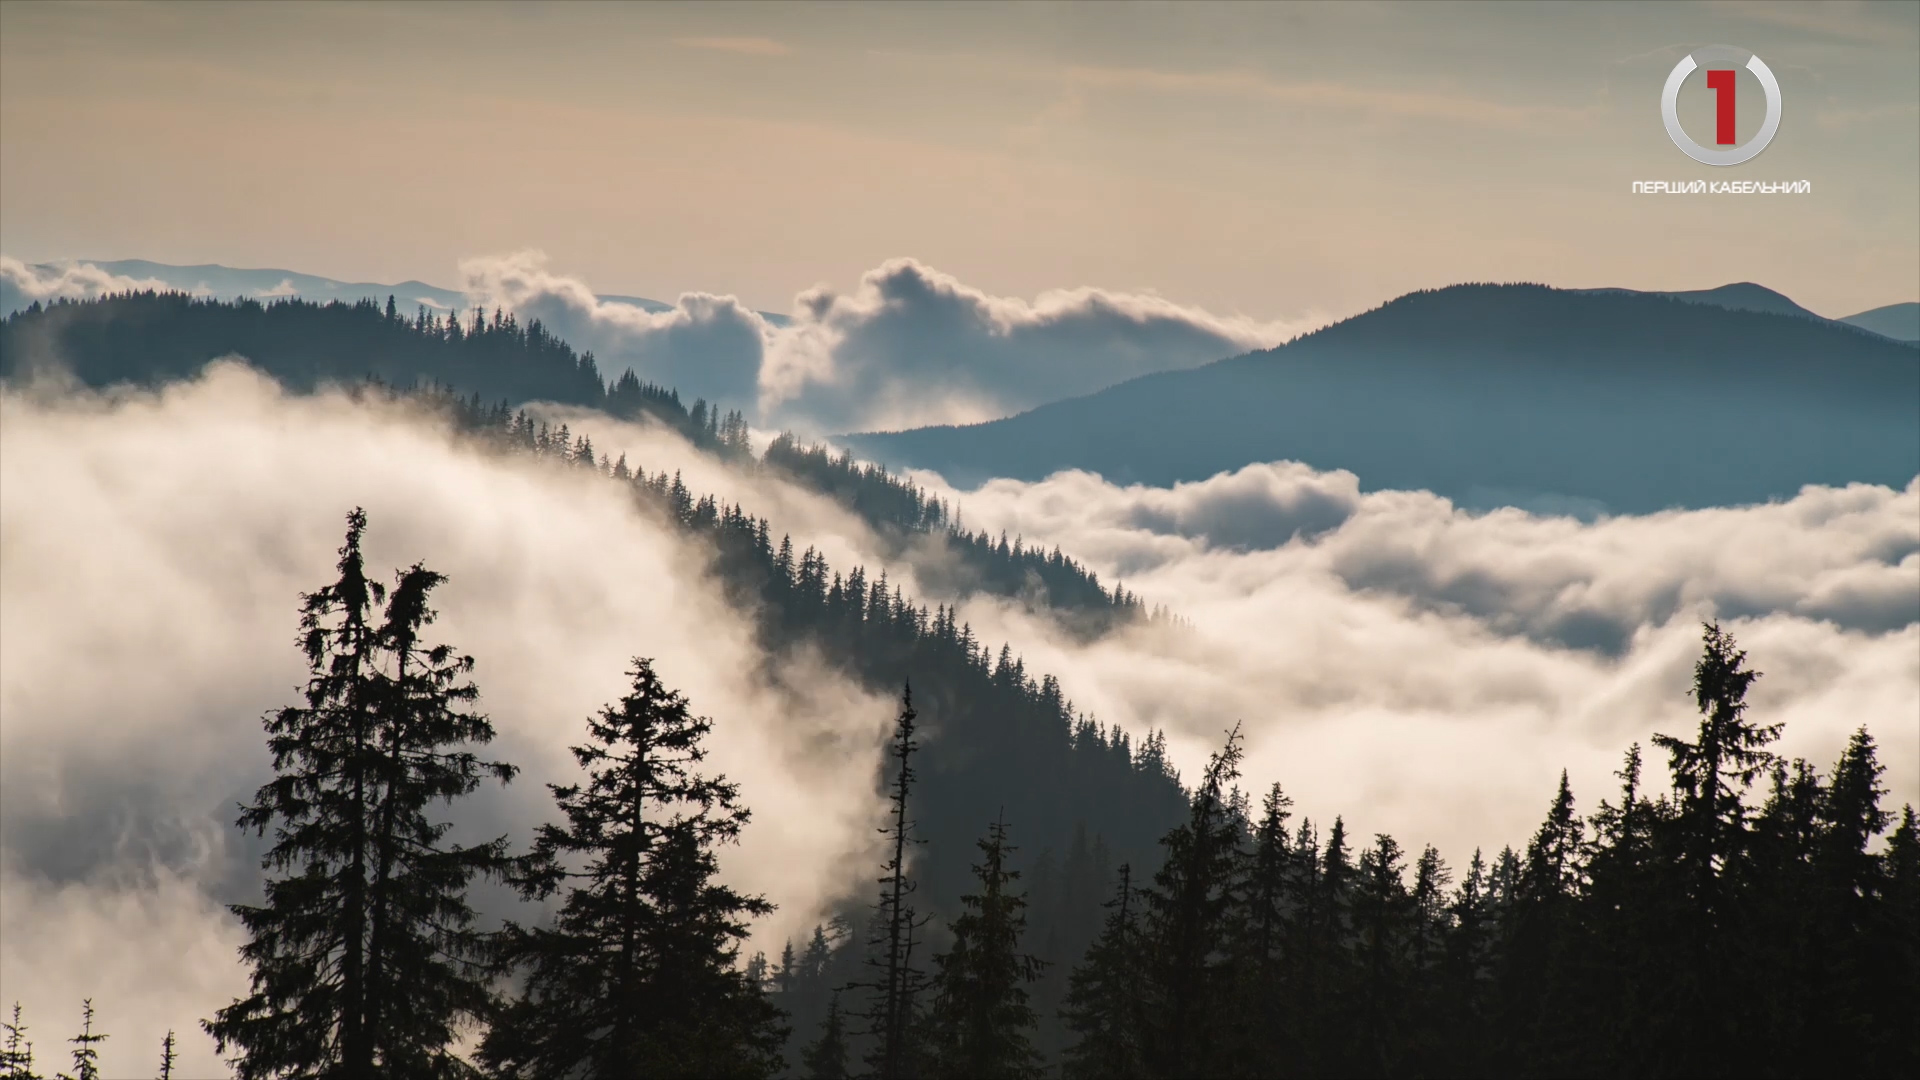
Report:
842,284,1920,514
0,258,790,325
1839,302,1920,343
1582,282,1826,321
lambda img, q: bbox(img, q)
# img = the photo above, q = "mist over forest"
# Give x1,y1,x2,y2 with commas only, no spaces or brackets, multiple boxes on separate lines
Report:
0,281,1914,1078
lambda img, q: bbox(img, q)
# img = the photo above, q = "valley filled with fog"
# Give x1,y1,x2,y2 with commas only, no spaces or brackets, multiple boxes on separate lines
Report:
3,363,1914,1076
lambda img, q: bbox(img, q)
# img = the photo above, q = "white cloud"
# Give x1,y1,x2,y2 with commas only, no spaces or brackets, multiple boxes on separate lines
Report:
0,366,894,1077
906,461,1920,870
457,252,1323,434
459,250,772,410
0,255,170,311
5,362,1913,1076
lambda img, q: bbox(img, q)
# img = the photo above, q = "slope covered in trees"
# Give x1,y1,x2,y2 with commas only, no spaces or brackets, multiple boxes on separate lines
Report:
844,284,1920,512
0,292,1153,636
12,503,1911,1078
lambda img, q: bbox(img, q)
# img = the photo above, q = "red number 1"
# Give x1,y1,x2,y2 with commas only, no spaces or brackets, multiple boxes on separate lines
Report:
1707,69,1737,145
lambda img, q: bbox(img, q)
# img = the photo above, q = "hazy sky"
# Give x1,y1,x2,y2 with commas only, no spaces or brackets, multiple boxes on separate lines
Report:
2,0,1916,319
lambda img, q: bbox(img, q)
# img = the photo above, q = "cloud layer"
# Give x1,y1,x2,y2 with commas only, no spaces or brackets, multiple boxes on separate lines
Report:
909,460,1920,874
0,255,171,315
457,252,1315,433
0,366,894,1077
4,366,1914,1076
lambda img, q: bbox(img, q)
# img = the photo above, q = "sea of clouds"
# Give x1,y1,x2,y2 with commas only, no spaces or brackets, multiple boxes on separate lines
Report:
2,362,1916,1076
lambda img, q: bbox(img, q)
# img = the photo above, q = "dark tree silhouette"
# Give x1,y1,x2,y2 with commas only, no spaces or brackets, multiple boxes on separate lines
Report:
205,510,516,1078
0,1003,36,1080
1137,725,1247,1077
482,659,783,1078
800,993,850,1080
927,817,1046,1078
858,685,934,1080
63,1001,105,1080
1058,865,1147,1079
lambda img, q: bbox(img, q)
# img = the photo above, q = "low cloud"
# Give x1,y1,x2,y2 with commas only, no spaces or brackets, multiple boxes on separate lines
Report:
0,366,893,1077
906,460,1919,877
0,256,171,315
6,363,1914,1076
762,258,1311,432
458,252,1319,433
459,250,771,409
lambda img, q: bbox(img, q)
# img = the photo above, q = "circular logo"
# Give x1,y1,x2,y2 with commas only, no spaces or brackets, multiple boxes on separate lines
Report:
1661,45,1781,166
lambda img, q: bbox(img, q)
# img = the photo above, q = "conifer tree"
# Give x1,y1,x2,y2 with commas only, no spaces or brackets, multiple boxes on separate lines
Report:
928,817,1046,1079
206,510,518,1079
482,658,784,1079
1499,771,1583,1073
1059,865,1147,1080
800,993,849,1080
61,1000,104,1080
858,685,932,1080
1,1003,36,1080
1654,621,1778,904
1138,725,1246,1077
157,1031,176,1080
1231,783,1293,1065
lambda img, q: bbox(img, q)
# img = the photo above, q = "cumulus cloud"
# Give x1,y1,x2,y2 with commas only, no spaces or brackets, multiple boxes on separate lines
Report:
0,255,171,315
460,250,772,411
904,460,1920,875
0,366,894,1077
458,252,1320,434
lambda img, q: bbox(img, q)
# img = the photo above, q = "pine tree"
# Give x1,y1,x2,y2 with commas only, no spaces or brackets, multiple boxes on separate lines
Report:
1653,621,1778,906
1230,783,1293,1067
928,817,1046,1079
482,658,784,1078
1498,770,1583,1073
1647,622,1777,1074
157,1031,176,1080
1138,724,1246,1077
206,510,518,1079
1877,805,1920,1078
800,993,850,1080
2,1003,37,1080
1353,832,1414,1073
61,1001,104,1080
1059,865,1147,1080
858,685,932,1080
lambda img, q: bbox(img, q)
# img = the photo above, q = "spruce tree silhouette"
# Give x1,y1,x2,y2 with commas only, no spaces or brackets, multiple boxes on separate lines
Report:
1058,865,1147,1080
857,685,933,1080
62,1001,104,1080
1137,724,1247,1077
0,1003,35,1080
482,658,784,1079
927,817,1046,1078
205,510,517,1078
800,993,850,1080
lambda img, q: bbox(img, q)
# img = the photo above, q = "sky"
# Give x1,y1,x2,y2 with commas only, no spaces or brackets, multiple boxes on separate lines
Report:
2,0,1916,323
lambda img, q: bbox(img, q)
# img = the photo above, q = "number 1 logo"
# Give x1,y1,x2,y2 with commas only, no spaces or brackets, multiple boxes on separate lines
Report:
1661,46,1781,166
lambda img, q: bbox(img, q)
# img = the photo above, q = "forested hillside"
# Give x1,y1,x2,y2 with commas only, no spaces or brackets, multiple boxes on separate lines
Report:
9,425,1913,1078
7,290,1915,1079
0,291,1152,634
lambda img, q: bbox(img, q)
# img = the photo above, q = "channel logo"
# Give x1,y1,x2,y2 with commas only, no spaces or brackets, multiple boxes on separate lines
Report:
1661,45,1781,166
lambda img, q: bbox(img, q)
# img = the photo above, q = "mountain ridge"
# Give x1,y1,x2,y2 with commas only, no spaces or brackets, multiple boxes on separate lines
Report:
841,282,1919,514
